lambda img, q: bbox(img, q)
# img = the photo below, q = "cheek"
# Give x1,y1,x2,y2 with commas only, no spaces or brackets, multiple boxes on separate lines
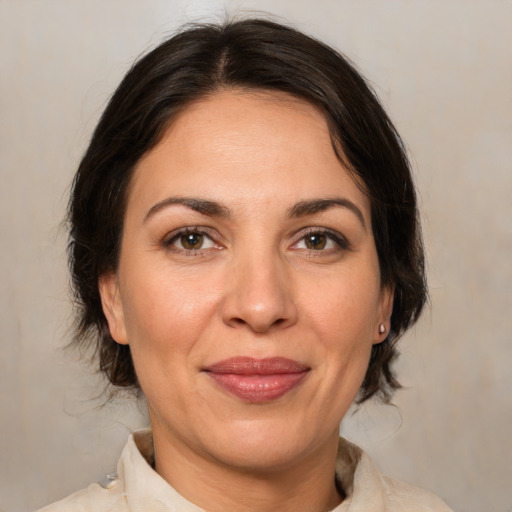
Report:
301,268,381,392
119,264,221,359
304,270,381,340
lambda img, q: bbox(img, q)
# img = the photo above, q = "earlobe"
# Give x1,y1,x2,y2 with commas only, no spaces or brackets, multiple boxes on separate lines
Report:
98,272,128,345
374,284,394,344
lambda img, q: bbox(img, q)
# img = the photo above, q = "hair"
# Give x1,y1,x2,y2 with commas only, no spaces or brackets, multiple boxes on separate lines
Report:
68,18,427,403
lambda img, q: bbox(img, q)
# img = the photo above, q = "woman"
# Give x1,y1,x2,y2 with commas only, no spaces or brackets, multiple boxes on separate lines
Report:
40,18,452,511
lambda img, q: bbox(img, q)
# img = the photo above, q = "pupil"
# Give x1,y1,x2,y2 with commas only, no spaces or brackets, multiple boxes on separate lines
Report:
306,234,326,250
182,233,203,250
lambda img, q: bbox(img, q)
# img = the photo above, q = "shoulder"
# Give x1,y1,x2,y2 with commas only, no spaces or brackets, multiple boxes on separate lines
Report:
35,429,152,512
381,475,453,511
336,438,453,512
35,479,126,512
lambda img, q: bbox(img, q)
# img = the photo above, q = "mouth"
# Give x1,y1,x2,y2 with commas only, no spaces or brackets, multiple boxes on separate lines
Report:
202,357,310,403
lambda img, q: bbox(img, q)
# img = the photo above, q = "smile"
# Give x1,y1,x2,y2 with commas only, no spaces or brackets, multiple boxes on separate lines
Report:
202,357,310,403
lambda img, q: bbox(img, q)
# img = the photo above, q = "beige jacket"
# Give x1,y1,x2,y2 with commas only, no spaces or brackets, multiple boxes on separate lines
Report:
38,429,453,511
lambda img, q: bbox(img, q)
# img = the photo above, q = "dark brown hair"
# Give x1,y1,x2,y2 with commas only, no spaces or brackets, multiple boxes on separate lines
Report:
69,18,427,403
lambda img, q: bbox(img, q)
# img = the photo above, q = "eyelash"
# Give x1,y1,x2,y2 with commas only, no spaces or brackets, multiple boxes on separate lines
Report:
291,227,351,254
163,226,221,255
162,226,350,255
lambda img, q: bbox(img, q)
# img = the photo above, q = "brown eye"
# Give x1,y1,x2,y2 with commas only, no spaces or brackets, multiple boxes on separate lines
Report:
292,229,348,253
165,228,218,254
304,233,327,250
180,232,204,250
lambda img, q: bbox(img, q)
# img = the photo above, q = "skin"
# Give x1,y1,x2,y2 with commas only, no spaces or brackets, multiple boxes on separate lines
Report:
100,90,393,512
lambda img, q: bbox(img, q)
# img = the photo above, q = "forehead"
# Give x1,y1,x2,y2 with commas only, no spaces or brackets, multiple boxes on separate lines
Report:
149,89,334,163
128,90,369,216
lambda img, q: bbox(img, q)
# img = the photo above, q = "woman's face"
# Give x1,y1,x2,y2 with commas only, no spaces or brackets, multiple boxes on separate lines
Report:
100,90,392,472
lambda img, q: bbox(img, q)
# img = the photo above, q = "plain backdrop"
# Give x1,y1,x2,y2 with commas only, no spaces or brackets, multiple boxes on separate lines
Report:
1,1,511,511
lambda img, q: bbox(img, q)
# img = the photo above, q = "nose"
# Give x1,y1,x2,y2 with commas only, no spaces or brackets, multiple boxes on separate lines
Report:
221,250,298,333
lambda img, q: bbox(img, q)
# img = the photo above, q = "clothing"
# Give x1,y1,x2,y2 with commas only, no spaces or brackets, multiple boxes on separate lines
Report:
38,429,452,511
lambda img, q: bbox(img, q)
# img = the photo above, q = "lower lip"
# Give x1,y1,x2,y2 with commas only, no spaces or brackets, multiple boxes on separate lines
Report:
206,372,308,403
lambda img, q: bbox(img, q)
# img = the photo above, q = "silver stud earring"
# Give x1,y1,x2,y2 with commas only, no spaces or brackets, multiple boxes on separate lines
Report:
378,323,386,335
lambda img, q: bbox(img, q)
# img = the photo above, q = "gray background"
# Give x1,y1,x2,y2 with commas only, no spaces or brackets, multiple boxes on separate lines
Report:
1,1,511,511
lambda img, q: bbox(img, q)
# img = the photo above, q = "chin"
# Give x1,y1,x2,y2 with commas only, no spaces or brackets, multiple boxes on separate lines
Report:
199,417,329,473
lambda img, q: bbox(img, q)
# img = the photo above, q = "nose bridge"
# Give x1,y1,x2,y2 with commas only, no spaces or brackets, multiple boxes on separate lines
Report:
221,239,297,333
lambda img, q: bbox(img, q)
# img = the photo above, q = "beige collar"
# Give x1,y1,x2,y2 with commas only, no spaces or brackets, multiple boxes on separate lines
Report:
112,429,450,512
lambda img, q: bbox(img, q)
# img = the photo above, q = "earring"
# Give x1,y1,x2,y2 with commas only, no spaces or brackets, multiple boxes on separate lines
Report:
378,323,386,335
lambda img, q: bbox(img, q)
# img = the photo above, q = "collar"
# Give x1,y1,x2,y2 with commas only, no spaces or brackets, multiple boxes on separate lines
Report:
116,429,387,512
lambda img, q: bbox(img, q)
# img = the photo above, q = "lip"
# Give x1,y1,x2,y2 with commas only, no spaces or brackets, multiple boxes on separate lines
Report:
202,357,310,403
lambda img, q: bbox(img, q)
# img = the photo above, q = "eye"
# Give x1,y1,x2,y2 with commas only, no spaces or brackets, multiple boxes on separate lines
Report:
302,233,330,250
165,228,217,252
292,229,349,252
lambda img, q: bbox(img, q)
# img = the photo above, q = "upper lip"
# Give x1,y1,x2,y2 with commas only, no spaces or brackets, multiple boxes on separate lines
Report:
203,357,310,375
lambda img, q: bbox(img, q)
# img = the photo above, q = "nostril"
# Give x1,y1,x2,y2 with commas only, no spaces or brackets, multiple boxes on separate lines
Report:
227,315,289,332
220,273,299,333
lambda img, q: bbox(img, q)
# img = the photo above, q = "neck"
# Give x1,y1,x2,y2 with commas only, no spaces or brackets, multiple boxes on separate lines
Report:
151,425,343,512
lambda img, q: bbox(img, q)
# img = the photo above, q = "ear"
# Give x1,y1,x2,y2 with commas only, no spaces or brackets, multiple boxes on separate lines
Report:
373,284,394,345
98,272,128,345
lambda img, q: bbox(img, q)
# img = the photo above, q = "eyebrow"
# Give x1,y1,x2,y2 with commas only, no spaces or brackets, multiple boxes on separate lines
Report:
287,198,366,229
144,196,366,229
144,197,231,222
